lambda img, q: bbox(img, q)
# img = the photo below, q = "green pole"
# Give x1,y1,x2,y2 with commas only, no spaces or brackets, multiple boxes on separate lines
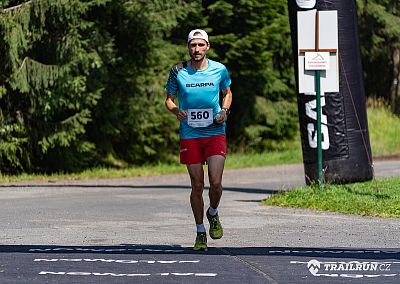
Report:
315,70,323,187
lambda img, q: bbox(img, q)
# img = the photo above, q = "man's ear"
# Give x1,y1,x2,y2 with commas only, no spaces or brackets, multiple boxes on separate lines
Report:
206,43,210,51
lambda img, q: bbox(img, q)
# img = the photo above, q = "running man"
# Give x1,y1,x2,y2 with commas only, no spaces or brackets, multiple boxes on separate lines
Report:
164,29,233,251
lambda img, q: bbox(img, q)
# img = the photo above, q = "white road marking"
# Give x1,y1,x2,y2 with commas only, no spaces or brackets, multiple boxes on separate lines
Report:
38,271,217,277
34,258,200,264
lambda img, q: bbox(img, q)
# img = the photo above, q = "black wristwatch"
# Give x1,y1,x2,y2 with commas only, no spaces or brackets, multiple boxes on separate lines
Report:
222,108,230,115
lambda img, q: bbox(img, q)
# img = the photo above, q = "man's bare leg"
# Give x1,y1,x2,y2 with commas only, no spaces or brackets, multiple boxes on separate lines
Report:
205,155,225,239
187,163,205,225
207,155,225,209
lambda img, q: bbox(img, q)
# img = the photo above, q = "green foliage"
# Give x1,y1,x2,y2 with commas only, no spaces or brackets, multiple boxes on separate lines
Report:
358,0,400,104
0,0,107,173
204,0,297,151
86,0,200,166
0,122,29,171
1,0,398,174
367,104,400,155
243,97,298,151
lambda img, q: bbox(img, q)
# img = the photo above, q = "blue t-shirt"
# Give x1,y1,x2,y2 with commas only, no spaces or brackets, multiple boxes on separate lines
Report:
165,59,231,139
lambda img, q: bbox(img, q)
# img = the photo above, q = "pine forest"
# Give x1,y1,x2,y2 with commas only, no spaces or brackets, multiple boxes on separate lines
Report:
0,0,399,173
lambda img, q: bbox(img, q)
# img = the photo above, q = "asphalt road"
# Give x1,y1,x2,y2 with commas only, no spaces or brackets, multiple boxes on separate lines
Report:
0,160,399,283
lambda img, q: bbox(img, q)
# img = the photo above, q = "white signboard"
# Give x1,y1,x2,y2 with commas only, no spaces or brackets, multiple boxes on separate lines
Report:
297,10,339,93
305,52,330,70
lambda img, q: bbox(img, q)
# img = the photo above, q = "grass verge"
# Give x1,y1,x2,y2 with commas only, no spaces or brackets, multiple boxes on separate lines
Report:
0,163,185,184
0,149,302,184
368,106,400,156
262,177,400,218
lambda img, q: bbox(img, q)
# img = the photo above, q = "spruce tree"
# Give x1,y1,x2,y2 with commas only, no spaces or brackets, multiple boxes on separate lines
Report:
358,0,400,114
0,0,107,173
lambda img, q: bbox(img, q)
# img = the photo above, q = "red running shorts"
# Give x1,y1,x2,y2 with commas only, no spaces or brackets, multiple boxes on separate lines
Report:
180,134,226,165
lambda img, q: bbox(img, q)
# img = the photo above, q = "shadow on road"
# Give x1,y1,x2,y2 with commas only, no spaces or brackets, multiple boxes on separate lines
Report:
0,245,398,260
0,184,279,195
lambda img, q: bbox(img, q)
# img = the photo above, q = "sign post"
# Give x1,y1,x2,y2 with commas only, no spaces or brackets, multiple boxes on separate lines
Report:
316,68,322,186
297,10,338,187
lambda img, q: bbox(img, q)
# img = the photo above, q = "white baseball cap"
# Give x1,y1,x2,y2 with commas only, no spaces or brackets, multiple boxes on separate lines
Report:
187,29,209,44
296,0,316,8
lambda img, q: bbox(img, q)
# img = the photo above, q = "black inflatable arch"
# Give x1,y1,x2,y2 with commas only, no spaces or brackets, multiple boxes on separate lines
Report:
288,0,373,184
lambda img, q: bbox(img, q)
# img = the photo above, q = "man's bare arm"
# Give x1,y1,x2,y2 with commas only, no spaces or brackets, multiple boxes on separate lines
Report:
165,93,187,120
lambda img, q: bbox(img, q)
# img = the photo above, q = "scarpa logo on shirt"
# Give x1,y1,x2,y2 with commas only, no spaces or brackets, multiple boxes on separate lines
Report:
186,82,215,88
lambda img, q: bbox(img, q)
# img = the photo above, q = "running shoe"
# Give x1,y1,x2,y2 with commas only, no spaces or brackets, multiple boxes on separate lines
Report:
206,209,223,239
193,232,208,251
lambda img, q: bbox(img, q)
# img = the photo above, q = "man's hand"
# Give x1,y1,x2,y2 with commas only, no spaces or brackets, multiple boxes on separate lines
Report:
214,109,227,124
176,110,188,121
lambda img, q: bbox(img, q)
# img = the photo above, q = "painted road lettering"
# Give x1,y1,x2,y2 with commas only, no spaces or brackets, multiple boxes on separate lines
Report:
28,247,184,253
39,271,217,277
34,258,200,264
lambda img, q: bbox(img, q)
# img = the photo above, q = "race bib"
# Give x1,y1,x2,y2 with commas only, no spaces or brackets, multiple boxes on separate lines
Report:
187,109,213,128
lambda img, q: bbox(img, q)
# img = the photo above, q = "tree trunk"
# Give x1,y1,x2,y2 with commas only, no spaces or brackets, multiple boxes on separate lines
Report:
390,46,400,115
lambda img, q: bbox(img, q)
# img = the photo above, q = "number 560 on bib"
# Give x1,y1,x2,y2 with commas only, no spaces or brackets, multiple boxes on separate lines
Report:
187,109,213,128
